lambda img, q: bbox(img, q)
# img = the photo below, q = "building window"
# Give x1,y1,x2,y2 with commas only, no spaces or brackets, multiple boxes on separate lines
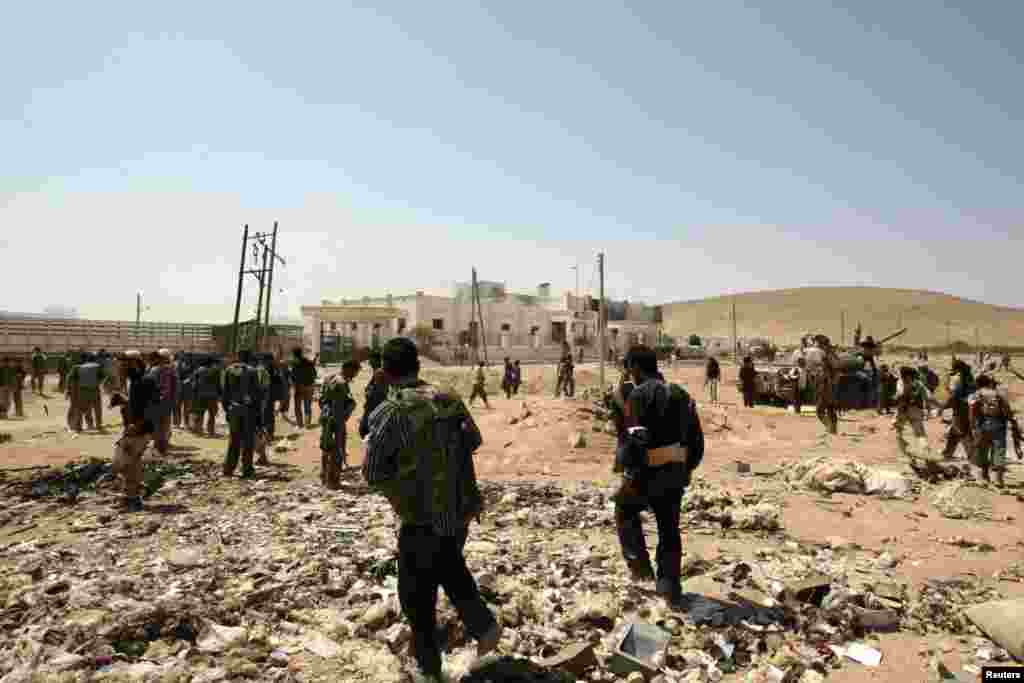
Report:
398,318,407,333
432,318,445,330
373,323,381,331
551,321,567,343
501,323,511,332
329,322,337,331
350,323,358,332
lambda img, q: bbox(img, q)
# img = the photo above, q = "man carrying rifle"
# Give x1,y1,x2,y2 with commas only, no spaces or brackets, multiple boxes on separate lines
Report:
969,374,1022,488
613,345,705,607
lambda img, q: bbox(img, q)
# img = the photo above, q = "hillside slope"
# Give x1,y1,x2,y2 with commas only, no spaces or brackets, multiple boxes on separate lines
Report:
661,287,1024,347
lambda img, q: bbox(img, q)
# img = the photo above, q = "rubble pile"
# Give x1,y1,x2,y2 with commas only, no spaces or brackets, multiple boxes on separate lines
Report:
0,466,1018,683
785,456,917,499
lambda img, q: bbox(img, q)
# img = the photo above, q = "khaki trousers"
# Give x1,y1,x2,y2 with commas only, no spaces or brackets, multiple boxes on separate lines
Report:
894,406,929,456
113,433,151,498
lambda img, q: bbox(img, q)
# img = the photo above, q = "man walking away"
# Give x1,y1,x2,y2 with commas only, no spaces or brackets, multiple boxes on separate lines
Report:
57,352,69,393
30,347,47,394
191,357,222,436
940,360,976,461
969,374,1022,487
468,362,490,408
278,356,292,416
290,347,318,428
704,356,721,405
221,350,262,479
363,338,500,680
71,353,106,431
173,353,193,429
11,360,26,418
894,366,931,458
150,349,177,454
877,364,897,415
111,350,158,512
555,342,574,398
613,345,704,607
319,360,360,489
739,356,758,408
360,367,390,439
813,337,839,435
787,357,807,414
254,357,273,465
260,354,284,440
0,359,14,419
502,357,514,399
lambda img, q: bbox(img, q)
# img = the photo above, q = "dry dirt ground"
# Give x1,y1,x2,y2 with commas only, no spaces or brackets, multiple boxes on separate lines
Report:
2,360,1023,681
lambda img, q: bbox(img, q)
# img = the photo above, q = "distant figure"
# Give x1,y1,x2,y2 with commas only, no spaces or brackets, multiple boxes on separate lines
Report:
30,347,47,394
1001,353,1011,371
501,357,515,399
813,337,839,435
894,366,931,458
859,335,878,373
970,374,1022,488
319,360,360,489
469,362,490,408
509,360,521,395
787,357,808,414
555,342,575,398
704,356,721,405
877,364,897,415
940,360,976,461
577,345,584,364
739,357,757,408
290,347,318,428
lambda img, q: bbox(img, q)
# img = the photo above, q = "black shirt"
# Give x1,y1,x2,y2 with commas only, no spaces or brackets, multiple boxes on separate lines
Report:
127,368,159,434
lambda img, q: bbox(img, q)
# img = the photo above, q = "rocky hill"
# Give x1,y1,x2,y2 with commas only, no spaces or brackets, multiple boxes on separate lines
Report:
661,287,1024,348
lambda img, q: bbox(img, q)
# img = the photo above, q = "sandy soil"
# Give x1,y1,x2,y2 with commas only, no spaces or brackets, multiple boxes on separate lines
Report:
2,361,1023,681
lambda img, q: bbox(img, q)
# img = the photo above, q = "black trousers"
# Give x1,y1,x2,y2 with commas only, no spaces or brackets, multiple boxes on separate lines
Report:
615,483,685,586
398,524,496,677
742,388,755,407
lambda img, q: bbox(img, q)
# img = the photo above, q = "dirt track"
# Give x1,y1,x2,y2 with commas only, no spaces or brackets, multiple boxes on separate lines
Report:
1,361,1023,680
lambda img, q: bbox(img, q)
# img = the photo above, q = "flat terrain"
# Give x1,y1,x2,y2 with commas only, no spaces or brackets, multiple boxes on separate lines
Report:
1,360,1023,682
662,286,1024,347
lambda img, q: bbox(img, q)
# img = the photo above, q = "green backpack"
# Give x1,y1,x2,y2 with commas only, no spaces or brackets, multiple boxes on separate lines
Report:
372,385,482,526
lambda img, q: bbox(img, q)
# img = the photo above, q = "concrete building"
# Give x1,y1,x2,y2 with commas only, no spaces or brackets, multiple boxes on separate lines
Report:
300,282,661,362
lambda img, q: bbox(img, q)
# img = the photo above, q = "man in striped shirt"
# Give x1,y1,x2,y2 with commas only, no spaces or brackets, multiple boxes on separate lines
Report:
363,338,500,680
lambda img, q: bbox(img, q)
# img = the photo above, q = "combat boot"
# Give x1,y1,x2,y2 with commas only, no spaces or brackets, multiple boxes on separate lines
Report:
325,457,341,491
627,559,655,583
980,466,991,483
120,496,144,513
994,469,1006,488
320,452,329,485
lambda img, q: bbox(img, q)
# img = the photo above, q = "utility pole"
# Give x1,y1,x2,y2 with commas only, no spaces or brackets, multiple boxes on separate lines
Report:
946,321,951,348
470,268,488,364
598,253,605,388
136,292,142,330
841,310,846,348
262,221,279,347
231,223,285,355
253,241,269,352
230,225,248,354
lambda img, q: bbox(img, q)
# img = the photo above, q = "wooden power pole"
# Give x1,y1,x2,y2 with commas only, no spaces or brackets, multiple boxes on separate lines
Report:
598,253,605,388
841,310,846,348
471,268,488,364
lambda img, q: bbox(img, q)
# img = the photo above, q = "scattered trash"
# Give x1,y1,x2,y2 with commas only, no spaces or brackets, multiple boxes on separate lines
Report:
965,599,1024,661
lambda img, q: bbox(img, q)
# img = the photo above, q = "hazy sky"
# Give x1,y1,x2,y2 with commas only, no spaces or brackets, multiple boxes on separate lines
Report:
2,1,1022,323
